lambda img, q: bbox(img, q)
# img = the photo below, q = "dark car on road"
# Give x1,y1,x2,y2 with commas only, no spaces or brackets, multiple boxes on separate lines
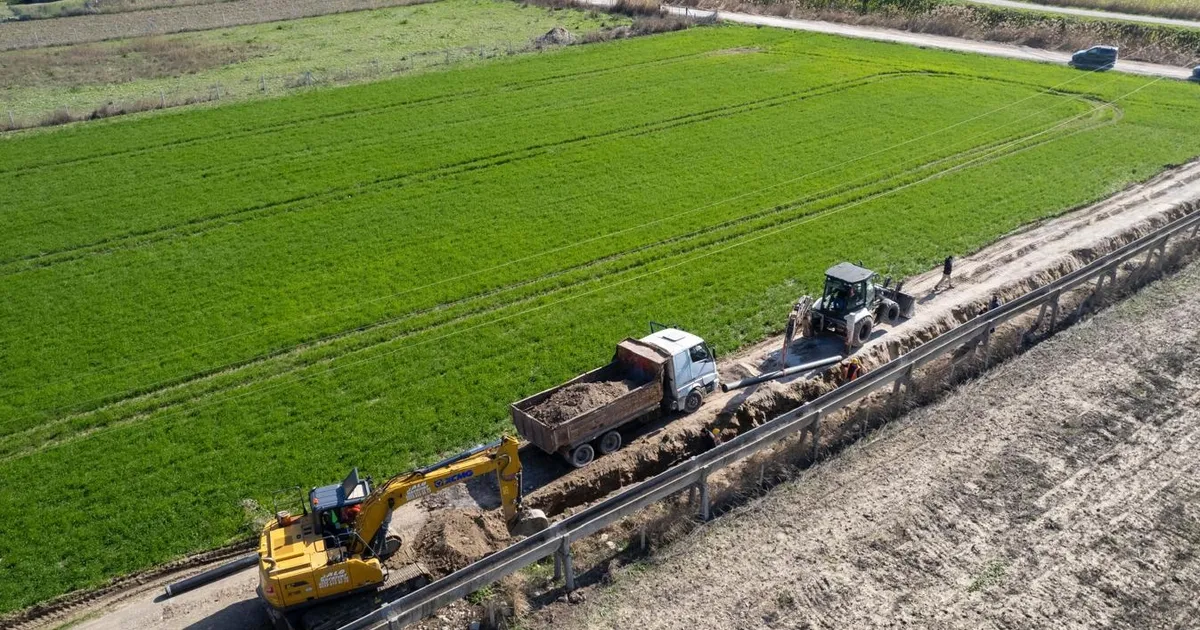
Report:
1192,66,1200,82
1070,45,1118,70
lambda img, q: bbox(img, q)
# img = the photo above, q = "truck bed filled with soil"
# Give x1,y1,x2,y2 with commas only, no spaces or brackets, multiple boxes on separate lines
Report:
528,379,642,425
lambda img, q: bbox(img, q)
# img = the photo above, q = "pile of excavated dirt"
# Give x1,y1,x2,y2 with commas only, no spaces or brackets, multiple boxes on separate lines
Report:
413,509,510,577
529,379,638,425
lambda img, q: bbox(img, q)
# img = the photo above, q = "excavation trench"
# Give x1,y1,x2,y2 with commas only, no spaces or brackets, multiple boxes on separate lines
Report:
524,190,1200,519
11,163,1200,630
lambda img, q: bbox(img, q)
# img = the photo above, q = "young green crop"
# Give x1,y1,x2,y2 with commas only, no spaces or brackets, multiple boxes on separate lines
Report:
1,24,1198,613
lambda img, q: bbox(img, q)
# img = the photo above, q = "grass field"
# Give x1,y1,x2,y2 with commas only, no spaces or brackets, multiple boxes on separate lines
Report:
2,23,1200,613
1022,0,1200,20
0,0,622,127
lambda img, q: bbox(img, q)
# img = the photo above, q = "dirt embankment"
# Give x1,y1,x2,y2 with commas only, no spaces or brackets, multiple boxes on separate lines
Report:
538,247,1200,630
528,380,639,425
15,162,1200,630
412,509,511,577
526,160,1200,517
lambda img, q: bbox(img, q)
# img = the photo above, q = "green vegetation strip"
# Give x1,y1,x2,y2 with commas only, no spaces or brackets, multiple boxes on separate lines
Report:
1,23,1199,613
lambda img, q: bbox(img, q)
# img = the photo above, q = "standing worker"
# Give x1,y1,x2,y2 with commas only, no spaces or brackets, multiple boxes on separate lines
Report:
934,256,954,291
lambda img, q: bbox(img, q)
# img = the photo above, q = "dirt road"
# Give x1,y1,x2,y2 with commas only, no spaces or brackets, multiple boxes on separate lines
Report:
24,159,1199,630
542,256,1200,629
963,0,1200,30
662,5,1194,80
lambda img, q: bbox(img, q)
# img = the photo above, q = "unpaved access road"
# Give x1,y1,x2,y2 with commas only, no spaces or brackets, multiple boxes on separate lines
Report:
662,5,1195,81
543,257,1200,630
963,0,1200,30
28,160,1200,630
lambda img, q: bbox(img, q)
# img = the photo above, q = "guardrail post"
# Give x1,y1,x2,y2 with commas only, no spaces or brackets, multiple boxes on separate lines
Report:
553,550,562,581
697,473,710,522
386,612,400,629
809,410,823,461
557,537,575,592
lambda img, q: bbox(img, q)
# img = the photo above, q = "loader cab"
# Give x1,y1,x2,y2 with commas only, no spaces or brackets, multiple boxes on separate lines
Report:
640,327,719,412
818,262,875,318
309,468,371,548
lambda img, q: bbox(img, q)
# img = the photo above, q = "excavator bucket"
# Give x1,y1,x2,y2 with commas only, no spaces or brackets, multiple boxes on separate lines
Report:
509,509,550,537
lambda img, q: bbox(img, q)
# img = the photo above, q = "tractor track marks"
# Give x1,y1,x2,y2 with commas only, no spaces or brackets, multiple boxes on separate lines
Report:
0,49,724,178
0,98,1113,461
0,70,903,276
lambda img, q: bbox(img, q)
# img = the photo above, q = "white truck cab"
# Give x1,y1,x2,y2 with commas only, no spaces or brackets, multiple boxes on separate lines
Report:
640,327,719,413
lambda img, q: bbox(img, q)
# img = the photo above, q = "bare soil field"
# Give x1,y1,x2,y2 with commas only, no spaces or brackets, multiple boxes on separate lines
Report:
540,255,1200,629
0,0,431,50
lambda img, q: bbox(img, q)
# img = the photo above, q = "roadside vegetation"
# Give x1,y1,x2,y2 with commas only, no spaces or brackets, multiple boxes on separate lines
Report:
2,22,1200,616
1022,0,1200,21
0,0,626,129
679,0,1200,64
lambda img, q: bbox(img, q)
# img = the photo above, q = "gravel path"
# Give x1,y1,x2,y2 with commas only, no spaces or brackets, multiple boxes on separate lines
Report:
546,259,1200,629
962,0,1200,30
659,5,1194,80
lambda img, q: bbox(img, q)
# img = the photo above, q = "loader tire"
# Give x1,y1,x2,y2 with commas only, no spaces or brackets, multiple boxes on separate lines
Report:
884,302,900,324
854,316,874,346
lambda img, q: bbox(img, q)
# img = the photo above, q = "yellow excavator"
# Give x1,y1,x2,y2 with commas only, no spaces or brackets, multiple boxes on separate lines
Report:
257,435,548,629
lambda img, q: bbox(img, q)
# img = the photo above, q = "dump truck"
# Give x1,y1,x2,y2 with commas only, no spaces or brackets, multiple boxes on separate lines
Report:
511,326,718,468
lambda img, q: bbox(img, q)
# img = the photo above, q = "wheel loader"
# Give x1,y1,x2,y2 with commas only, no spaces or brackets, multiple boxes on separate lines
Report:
806,262,914,350
256,435,549,629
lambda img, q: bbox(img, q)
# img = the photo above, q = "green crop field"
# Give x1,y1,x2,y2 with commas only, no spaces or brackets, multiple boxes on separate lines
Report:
2,23,1199,613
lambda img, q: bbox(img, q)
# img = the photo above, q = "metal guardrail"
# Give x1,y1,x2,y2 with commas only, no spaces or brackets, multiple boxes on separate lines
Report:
342,208,1200,630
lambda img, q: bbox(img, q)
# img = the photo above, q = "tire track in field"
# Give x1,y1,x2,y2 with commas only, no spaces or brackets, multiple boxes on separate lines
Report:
0,49,727,177
0,71,912,276
1,82,1110,427
2,51,859,254
0,99,1114,459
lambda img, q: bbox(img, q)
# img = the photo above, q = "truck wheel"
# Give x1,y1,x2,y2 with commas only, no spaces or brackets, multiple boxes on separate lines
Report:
598,431,622,455
854,317,874,346
569,444,595,468
684,389,704,414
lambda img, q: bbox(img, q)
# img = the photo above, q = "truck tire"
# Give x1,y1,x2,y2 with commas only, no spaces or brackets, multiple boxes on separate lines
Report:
598,431,622,455
569,444,595,468
684,388,703,414
854,316,874,346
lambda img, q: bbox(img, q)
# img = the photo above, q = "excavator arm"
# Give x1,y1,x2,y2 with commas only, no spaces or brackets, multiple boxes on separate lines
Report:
348,435,524,556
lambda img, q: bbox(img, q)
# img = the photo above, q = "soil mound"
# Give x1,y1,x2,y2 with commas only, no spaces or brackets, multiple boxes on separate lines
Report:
535,26,574,47
413,509,510,576
529,379,638,425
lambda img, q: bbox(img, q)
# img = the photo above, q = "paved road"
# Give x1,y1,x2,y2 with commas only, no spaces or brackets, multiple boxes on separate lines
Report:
664,5,1194,80
962,0,1200,31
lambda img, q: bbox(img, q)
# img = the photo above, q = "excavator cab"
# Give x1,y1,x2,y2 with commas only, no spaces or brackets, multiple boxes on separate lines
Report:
308,468,371,551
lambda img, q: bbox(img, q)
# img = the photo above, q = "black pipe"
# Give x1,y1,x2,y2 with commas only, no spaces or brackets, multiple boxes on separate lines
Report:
720,355,843,392
163,553,258,598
